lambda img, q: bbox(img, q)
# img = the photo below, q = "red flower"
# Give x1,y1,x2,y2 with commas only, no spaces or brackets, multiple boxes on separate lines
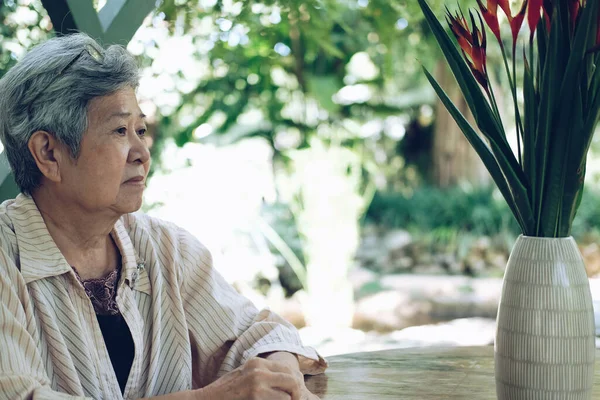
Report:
527,0,543,39
447,7,489,88
477,0,502,43
543,0,553,30
498,0,529,50
569,0,581,31
497,0,512,20
597,1,600,45
510,0,528,49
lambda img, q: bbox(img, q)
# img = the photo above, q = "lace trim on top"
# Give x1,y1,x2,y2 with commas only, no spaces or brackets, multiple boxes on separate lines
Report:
73,267,120,316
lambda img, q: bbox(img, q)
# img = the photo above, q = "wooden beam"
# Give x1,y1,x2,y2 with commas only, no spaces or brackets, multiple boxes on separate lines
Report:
39,0,156,45
0,153,18,198
40,0,102,39
100,0,156,45
0,154,11,184
64,0,103,39
39,0,77,35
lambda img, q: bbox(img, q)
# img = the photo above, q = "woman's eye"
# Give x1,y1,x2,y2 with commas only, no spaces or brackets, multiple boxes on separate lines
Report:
137,128,147,136
116,127,127,135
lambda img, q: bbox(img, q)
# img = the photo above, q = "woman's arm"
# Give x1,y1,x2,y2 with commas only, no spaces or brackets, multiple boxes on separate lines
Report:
171,224,325,399
176,230,327,389
0,248,87,400
261,351,300,372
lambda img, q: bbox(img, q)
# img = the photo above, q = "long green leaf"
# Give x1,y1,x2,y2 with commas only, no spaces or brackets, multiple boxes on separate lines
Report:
557,84,584,236
423,68,532,234
523,54,537,201
534,8,563,236
537,19,548,84
539,0,600,236
587,53,600,117
581,79,600,154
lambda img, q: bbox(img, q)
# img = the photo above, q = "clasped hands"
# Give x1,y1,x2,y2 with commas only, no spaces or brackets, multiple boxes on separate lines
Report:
198,355,319,400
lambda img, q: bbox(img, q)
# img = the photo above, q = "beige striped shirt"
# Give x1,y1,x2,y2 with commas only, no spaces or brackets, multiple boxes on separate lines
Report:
0,194,326,399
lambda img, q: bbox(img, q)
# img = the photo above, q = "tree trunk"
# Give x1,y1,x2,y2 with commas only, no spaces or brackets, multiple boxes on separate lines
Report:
432,61,490,187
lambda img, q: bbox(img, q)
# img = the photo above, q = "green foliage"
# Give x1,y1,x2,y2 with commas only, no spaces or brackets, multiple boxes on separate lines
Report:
355,280,384,300
0,1,49,78
0,1,51,78
366,184,600,242
366,185,519,237
570,187,600,240
149,0,472,163
260,200,306,296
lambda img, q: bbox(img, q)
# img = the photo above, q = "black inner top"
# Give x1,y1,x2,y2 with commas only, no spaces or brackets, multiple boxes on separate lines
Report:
73,265,135,395
96,313,135,394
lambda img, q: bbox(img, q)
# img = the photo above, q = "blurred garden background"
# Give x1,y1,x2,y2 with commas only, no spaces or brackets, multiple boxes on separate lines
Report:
3,0,600,356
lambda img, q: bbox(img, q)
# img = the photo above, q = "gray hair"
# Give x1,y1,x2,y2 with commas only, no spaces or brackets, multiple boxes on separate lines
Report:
0,33,140,195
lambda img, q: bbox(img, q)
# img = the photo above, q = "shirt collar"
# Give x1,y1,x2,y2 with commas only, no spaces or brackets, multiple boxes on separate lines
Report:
12,194,71,283
112,218,151,295
12,194,151,295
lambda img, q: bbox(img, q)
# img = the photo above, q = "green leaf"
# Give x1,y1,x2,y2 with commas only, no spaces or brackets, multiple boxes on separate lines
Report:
306,74,341,114
536,19,548,83
587,53,600,117
534,8,564,236
557,0,599,117
423,67,533,234
538,0,600,236
557,84,584,236
523,53,537,199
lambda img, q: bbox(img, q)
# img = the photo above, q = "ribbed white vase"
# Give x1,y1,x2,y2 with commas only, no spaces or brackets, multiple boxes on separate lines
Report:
495,235,596,400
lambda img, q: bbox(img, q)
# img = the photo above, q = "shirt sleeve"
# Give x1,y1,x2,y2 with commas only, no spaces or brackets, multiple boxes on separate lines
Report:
0,246,88,400
176,227,327,388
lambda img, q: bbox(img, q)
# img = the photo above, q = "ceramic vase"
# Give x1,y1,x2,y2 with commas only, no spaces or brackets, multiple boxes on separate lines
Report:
495,235,596,399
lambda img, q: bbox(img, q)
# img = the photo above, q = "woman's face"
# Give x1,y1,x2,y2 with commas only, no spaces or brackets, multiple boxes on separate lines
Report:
60,86,151,215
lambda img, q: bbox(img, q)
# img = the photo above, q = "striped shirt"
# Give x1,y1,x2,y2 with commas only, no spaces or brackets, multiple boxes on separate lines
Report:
0,194,327,399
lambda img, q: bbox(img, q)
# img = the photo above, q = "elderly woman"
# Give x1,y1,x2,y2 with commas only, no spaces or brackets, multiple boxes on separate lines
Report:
0,33,327,399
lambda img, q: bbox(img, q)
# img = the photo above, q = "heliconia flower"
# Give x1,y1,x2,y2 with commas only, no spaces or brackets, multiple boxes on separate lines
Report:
497,0,529,49
587,3,600,53
596,1,600,45
510,0,528,49
446,7,489,88
527,0,543,40
543,0,553,30
477,0,502,43
497,0,512,21
469,12,488,82
569,0,581,30
446,7,473,48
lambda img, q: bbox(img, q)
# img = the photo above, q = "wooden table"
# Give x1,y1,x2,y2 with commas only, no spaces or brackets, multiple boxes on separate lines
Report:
305,346,600,399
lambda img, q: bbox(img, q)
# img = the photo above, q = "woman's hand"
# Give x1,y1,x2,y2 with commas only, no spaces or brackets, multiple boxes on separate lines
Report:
261,351,320,400
198,357,311,400
281,364,320,400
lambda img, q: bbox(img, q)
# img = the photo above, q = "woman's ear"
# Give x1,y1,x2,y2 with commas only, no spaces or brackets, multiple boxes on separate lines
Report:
28,131,64,183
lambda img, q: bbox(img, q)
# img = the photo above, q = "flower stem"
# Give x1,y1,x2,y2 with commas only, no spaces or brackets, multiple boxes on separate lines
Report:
485,78,502,128
500,40,524,167
512,47,523,167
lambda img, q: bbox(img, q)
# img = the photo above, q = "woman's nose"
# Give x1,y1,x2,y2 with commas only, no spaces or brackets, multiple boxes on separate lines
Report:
128,133,151,164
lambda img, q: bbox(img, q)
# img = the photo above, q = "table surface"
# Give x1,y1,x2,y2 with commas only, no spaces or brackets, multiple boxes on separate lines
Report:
304,346,600,400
